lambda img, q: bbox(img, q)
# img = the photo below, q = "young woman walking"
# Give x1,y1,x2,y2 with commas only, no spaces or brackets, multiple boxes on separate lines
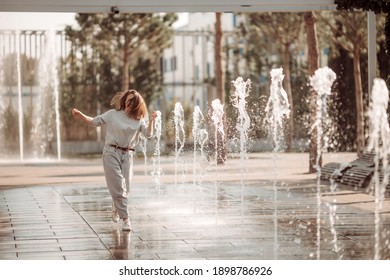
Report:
72,89,156,231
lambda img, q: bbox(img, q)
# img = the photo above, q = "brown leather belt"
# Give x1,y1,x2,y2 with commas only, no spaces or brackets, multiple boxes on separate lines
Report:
109,144,135,152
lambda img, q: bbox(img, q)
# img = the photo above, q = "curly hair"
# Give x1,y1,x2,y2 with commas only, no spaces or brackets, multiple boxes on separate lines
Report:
110,89,148,120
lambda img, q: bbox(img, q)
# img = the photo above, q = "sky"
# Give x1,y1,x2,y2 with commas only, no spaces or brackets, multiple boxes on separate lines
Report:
0,12,188,30
0,12,77,30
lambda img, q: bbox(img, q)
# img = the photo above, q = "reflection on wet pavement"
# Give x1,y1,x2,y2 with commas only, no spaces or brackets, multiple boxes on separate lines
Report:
0,153,389,260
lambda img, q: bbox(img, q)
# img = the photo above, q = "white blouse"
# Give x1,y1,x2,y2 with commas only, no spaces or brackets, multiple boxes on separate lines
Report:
92,109,151,148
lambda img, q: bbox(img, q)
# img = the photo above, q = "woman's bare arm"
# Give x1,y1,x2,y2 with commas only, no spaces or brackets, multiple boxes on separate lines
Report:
72,108,93,126
146,111,157,136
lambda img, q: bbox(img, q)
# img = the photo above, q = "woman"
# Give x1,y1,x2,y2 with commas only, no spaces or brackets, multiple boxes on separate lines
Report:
72,89,156,231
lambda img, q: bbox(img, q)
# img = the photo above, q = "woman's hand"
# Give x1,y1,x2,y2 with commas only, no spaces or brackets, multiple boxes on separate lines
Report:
150,111,158,122
72,108,93,125
146,111,158,137
72,108,81,118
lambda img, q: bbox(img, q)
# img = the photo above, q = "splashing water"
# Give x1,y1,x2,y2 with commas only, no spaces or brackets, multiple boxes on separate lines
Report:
231,77,252,235
211,99,224,167
210,98,224,225
366,78,390,260
16,30,24,160
32,29,61,160
192,105,208,185
310,66,336,153
152,110,162,188
174,102,185,185
326,201,340,254
264,68,290,259
140,135,148,175
265,68,290,152
231,77,251,170
309,66,336,260
0,45,6,155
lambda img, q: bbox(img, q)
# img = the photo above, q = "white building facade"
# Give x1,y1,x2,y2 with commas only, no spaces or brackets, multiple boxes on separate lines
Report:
161,13,246,112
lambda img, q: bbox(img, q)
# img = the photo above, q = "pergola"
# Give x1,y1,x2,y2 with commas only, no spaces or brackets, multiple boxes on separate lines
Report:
0,0,377,92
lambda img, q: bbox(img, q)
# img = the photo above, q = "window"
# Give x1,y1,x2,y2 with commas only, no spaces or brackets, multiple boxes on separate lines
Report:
171,56,177,71
195,65,199,81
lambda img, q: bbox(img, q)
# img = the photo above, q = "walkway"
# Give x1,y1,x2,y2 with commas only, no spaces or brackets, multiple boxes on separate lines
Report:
0,152,389,260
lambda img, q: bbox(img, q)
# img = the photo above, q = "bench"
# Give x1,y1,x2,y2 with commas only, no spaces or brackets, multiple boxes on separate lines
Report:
320,151,390,197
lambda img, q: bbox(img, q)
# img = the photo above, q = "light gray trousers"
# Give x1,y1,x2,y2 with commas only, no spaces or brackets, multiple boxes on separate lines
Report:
102,145,133,219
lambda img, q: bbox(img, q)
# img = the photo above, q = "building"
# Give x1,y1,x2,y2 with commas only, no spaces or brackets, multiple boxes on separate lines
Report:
161,13,246,113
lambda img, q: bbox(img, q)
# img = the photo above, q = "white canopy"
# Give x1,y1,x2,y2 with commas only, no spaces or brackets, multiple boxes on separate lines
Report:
0,0,336,13
0,0,377,93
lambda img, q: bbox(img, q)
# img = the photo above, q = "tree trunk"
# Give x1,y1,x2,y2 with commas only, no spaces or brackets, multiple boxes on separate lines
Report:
215,12,226,164
122,50,130,91
122,19,130,91
304,11,320,173
215,13,224,103
283,43,294,152
353,46,365,156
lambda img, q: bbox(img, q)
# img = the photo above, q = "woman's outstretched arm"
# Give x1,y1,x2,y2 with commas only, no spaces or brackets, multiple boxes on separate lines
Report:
72,108,93,126
146,111,157,137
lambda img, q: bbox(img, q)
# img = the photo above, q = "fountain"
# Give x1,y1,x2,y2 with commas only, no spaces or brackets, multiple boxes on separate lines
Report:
0,29,62,161
192,105,208,185
140,135,148,175
265,68,290,153
210,98,224,224
366,78,390,260
210,99,224,167
32,29,61,160
173,102,185,185
1,25,385,258
0,50,5,155
309,66,337,259
264,68,291,259
16,30,24,160
231,77,252,243
327,202,340,254
231,77,251,174
152,110,163,188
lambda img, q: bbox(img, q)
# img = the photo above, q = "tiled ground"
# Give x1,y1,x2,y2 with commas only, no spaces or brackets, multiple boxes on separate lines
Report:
0,152,389,260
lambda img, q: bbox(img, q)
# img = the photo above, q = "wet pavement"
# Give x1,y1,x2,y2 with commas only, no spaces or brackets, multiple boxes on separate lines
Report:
0,152,389,260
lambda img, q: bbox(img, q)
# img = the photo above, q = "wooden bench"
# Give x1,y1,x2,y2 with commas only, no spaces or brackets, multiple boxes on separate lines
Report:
320,151,390,197
339,166,374,188
321,162,347,181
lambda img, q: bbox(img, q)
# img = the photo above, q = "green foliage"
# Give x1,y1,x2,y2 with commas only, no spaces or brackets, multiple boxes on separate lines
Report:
328,47,358,151
163,101,193,146
239,12,309,147
2,53,38,87
61,13,177,140
336,0,390,85
3,103,18,148
130,57,162,106
335,0,390,14
23,105,33,145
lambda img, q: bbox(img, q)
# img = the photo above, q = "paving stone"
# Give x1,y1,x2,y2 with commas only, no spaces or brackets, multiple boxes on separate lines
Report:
0,153,389,259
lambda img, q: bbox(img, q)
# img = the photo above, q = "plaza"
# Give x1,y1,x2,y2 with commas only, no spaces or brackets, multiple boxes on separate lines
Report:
1,152,389,260
0,0,389,268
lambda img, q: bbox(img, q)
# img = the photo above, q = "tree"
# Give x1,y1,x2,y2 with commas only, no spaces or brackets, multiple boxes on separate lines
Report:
66,13,177,104
377,14,390,84
335,1,390,51
62,13,177,140
214,12,226,164
319,11,368,156
304,11,321,173
248,12,304,151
